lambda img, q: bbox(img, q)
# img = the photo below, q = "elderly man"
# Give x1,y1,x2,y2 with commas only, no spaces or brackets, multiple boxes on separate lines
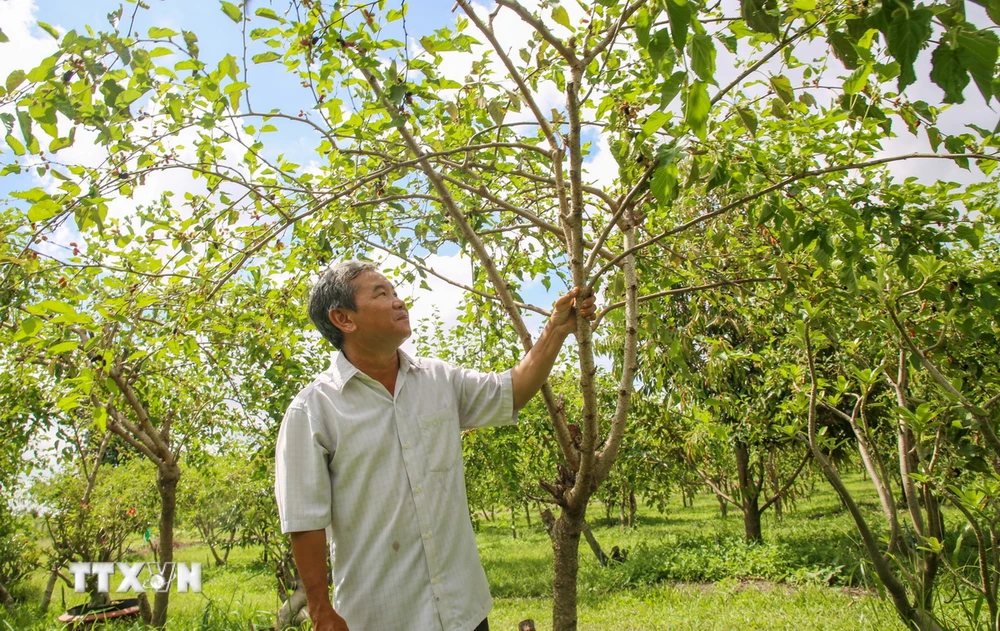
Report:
275,260,596,631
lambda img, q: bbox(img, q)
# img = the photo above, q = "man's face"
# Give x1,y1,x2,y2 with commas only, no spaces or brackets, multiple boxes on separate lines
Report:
339,271,411,346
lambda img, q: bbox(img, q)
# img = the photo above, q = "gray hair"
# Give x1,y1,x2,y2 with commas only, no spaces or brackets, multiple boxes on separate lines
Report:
308,260,379,349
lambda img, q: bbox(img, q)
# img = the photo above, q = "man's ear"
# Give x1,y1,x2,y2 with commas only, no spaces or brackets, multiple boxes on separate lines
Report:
328,308,356,335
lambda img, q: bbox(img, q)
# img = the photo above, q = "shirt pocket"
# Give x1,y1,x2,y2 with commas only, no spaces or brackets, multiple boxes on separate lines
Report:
417,408,459,472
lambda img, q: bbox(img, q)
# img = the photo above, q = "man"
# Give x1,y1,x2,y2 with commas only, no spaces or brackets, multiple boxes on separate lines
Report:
274,260,596,631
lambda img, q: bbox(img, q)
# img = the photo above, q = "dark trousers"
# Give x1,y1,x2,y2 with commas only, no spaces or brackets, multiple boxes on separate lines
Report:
473,619,489,631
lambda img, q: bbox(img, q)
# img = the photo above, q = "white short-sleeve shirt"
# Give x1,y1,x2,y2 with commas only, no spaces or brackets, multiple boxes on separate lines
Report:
274,349,517,631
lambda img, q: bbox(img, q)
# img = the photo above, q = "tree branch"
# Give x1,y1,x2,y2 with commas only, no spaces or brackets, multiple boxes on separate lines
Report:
456,0,563,148
358,63,580,471
496,0,580,66
710,20,821,106
590,153,999,284
591,277,781,328
356,235,551,316
582,1,646,66
760,450,811,513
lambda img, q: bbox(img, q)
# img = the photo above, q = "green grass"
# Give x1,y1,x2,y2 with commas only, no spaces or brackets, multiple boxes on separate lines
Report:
1,475,912,630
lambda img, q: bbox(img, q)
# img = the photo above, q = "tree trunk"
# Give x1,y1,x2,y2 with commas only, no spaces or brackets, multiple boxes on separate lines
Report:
717,494,728,519
628,488,637,528
580,521,607,566
847,410,901,554
766,453,783,521
524,502,532,527
511,505,517,540
735,442,763,543
551,510,584,631
39,562,61,613
152,461,180,628
618,488,626,530
0,578,15,611
222,528,237,565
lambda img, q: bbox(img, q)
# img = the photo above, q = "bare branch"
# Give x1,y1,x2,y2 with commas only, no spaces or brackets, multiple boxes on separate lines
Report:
710,20,822,106
356,235,551,316
760,450,811,513
108,365,172,457
582,1,646,66
693,466,739,506
591,277,781,327
456,0,563,148
496,0,580,66
584,160,657,274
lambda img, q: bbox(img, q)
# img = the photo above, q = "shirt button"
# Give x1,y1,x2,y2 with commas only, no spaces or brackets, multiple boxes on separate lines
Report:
414,487,422,494
431,577,440,585
423,532,432,540
403,442,410,449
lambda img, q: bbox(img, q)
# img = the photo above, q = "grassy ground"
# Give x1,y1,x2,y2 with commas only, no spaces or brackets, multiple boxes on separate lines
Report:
2,474,909,630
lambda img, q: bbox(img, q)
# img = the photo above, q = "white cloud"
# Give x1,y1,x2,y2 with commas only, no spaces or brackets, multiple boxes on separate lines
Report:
0,0,59,83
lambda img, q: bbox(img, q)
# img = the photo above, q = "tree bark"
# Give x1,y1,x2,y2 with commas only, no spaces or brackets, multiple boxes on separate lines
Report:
580,521,607,566
551,510,584,631
39,562,61,613
735,441,763,543
152,460,180,628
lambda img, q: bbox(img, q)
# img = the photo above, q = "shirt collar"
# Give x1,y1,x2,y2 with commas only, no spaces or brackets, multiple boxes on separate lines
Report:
327,348,421,390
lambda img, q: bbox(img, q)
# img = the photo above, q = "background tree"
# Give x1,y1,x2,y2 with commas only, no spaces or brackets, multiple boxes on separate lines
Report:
3,0,1000,628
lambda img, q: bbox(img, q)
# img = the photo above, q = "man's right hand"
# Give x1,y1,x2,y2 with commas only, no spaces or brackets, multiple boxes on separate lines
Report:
310,603,349,631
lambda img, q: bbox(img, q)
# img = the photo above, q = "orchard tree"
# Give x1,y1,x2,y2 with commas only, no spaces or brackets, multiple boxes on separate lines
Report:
3,0,1000,628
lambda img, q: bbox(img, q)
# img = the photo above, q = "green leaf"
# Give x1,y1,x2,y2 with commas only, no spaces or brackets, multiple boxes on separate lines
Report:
32,300,75,315
883,8,933,91
183,31,200,58
5,134,25,156
969,0,1000,25
0,28,9,44
930,42,969,104
221,1,243,23
635,8,652,48
741,0,780,36
769,75,794,104
37,21,59,39
736,106,758,137
27,199,60,221
252,51,281,64
956,29,999,103
6,70,25,93
666,0,692,51
648,29,674,70
48,341,79,355
660,71,686,108
551,6,573,31
148,26,179,38
945,135,970,169
685,80,710,141
843,64,871,95
688,34,716,84
828,29,860,70
650,162,678,204
642,111,671,137
255,7,284,21
93,406,107,432
20,317,41,336
487,100,505,126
